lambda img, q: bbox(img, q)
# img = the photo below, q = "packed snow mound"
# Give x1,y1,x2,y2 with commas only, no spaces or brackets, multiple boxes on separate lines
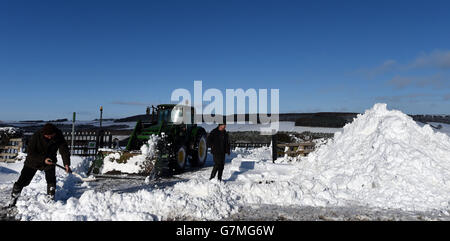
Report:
101,135,160,174
0,127,19,135
299,103,450,211
0,127,22,145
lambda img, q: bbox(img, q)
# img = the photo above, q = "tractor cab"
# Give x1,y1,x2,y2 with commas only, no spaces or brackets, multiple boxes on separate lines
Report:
156,104,195,126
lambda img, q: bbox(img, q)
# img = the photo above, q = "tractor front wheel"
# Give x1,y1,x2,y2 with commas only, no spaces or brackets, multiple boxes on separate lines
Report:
172,145,187,171
191,134,207,167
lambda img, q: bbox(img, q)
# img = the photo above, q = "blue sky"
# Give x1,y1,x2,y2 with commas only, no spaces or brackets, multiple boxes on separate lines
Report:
1,0,449,120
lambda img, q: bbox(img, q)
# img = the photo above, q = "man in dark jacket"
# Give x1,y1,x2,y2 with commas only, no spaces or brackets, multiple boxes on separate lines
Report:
8,123,71,207
207,123,230,181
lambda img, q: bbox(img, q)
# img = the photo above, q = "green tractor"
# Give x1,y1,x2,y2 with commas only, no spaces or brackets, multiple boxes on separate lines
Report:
90,104,208,176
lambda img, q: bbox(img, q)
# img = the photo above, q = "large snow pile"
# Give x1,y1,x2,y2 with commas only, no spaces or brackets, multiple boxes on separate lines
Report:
101,135,160,174
297,103,450,211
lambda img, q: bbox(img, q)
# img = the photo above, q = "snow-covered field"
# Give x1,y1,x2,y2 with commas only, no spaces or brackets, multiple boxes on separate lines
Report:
4,117,449,136
200,121,341,134
1,103,450,221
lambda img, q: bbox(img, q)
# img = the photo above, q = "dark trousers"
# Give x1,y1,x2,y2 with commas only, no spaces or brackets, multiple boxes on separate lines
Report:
210,154,225,181
12,165,56,195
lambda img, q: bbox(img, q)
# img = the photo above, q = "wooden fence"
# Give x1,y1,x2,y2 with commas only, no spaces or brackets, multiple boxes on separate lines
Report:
275,142,315,157
0,138,23,162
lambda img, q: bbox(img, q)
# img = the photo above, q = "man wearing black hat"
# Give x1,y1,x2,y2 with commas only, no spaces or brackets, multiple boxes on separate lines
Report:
207,121,230,182
7,123,71,207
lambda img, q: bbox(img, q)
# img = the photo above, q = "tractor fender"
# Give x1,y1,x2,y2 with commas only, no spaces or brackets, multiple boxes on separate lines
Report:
191,127,206,142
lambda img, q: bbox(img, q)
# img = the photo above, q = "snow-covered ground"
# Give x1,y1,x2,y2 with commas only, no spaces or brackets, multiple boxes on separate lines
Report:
1,103,449,221
1,147,449,221
200,121,341,134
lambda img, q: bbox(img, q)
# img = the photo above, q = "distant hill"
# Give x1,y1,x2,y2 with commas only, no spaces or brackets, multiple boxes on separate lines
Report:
113,112,450,127
113,112,360,127
49,118,68,122
410,114,450,124
18,118,68,123
114,114,154,123
293,112,359,128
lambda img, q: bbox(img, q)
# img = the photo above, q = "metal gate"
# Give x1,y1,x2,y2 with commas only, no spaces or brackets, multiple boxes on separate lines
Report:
63,130,112,157
230,142,270,149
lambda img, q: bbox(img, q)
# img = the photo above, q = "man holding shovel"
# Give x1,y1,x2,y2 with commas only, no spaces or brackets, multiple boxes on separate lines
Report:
8,123,71,207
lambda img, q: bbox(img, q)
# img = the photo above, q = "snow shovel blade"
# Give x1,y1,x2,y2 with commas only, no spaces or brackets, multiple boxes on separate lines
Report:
55,164,96,182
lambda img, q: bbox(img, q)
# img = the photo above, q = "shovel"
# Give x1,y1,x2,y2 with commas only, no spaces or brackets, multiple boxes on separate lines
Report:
55,163,96,182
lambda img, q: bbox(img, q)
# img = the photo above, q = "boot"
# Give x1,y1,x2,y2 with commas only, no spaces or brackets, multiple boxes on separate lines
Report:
7,184,22,208
210,166,218,180
217,169,223,182
46,184,56,202
7,193,20,208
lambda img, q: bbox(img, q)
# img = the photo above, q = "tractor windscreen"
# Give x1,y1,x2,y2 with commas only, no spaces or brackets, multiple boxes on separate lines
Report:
158,107,188,124
158,109,171,123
